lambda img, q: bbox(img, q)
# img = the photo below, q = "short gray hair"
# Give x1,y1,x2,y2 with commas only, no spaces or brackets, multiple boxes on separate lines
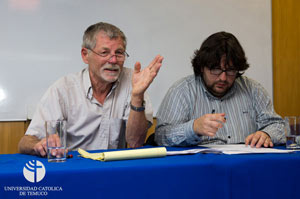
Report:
82,22,127,49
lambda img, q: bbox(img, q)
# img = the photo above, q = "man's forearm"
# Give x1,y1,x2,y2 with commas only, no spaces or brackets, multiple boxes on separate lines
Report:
126,109,148,148
18,135,40,155
155,120,200,146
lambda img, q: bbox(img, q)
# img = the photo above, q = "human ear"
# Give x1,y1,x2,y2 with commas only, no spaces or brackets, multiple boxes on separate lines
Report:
81,48,89,64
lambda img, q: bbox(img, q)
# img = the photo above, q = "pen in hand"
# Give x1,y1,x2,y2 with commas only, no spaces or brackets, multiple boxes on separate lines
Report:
212,109,227,125
212,109,226,120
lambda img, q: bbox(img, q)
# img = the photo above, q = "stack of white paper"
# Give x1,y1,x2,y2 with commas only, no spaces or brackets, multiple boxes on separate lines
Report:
167,144,295,155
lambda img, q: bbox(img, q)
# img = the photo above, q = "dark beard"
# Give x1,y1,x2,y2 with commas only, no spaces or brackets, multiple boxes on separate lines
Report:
203,80,233,98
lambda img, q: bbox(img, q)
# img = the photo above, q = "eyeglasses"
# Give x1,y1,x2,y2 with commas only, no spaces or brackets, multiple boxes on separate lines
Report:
87,48,129,61
209,68,238,76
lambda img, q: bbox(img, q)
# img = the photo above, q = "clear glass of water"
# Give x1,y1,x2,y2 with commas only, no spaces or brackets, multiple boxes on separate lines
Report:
45,120,67,162
285,116,300,149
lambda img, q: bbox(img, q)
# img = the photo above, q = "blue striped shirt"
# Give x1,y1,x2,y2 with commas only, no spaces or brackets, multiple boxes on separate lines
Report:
155,75,285,146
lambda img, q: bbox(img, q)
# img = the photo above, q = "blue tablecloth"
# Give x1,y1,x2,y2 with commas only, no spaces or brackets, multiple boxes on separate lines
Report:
1,146,300,199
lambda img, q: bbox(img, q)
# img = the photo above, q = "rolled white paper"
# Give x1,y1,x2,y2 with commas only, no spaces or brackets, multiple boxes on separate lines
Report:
78,147,167,161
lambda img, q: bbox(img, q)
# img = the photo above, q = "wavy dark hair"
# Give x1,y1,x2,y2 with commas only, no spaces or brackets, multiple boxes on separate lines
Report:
191,31,249,78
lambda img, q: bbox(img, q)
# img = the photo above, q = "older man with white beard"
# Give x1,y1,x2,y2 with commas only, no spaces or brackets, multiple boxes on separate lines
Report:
18,22,163,157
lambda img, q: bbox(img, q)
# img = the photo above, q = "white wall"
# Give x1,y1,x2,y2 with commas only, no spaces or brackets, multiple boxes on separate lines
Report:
0,0,272,120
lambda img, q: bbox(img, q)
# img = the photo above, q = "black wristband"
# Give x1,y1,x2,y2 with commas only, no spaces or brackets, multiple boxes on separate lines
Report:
130,101,145,112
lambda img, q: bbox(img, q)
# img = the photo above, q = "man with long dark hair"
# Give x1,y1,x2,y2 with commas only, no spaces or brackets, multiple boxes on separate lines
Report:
155,31,284,148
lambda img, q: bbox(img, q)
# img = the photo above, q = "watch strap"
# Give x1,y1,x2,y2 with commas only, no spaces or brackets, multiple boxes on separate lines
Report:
130,101,145,112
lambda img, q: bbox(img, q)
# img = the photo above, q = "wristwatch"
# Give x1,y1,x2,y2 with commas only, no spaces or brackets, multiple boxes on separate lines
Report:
130,101,145,112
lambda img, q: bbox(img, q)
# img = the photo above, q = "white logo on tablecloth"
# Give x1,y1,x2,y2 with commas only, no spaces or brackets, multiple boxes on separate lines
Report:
23,160,46,183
